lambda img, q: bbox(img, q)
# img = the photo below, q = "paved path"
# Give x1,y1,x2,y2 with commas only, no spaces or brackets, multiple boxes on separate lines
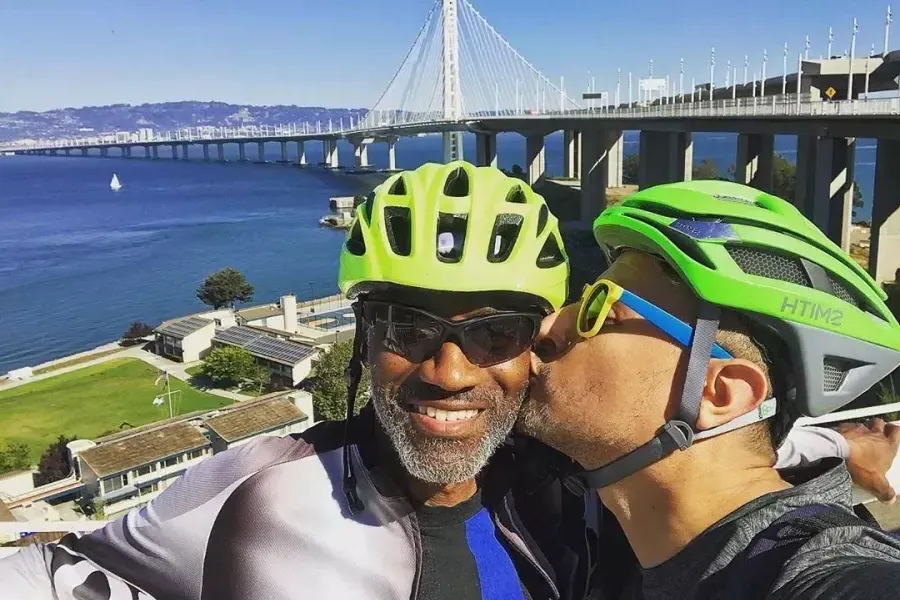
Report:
0,345,251,401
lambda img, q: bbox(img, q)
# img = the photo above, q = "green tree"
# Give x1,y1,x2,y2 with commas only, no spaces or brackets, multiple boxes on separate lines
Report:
249,365,271,394
692,158,722,181
622,153,639,185
122,321,154,342
34,435,74,486
311,340,371,421
0,442,31,475
196,267,254,309
771,153,796,200
201,346,258,387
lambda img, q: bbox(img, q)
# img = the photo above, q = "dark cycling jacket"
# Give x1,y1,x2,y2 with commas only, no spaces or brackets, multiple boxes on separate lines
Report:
0,409,601,600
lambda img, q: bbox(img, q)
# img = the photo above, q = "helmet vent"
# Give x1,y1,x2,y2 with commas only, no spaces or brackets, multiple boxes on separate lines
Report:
822,357,852,392
726,246,812,287
443,167,470,197
388,176,407,196
347,221,366,256
536,204,549,236
436,213,467,263
364,191,377,222
712,194,756,205
505,186,528,204
384,207,412,256
536,234,566,269
487,214,524,263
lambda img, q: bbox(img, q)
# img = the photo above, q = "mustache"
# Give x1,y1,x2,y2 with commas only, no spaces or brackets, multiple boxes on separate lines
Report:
393,379,502,407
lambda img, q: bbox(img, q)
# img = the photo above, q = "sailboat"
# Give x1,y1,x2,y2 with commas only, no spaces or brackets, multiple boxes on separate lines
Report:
110,173,122,191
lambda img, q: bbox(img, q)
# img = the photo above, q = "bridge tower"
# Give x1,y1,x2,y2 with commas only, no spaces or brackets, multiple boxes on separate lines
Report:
442,0,463,162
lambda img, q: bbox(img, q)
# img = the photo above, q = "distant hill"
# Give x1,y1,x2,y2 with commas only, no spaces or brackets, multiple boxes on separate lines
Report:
0,102,368,142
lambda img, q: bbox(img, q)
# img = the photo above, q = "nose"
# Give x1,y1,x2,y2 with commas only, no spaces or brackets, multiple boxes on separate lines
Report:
418,340,481,392
534,304,580,361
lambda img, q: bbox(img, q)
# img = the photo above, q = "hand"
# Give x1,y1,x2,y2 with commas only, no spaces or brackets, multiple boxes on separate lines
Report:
837,418,900,503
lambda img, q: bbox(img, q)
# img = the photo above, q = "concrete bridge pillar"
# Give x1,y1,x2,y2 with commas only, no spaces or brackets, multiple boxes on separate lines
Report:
296,141,306,166
238,143,247,162
141,146,149,159
563,130,581,179
257,142,265,162
475,133,497,168
869,138,900,284
638,131,693,189
387,138,397,170
49,149,58,156
354,142,369,168
525,134,546,185
101,147,109,158
171,144,179,160
735,133,775,192
81,148,88,157
606,132,624,188
580,130,624,222
217,143,225,161
325,140,339,168
280,141,288,163
152,146,159,160
795,136,855,250
443,132,463,163
181,144,190,160
63,149,70,157
203,144,210,161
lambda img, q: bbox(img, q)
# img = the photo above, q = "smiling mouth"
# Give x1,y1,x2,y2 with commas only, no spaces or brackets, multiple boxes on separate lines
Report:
406,404,483,422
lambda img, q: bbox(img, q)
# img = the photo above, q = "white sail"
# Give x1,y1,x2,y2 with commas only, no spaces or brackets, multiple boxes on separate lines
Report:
110,173,122,191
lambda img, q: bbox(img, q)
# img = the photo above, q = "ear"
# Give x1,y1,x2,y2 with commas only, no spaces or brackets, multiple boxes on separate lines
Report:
695,359,768,430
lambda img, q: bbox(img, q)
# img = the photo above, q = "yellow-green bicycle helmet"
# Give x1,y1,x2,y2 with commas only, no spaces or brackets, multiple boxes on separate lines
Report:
338,161,569,313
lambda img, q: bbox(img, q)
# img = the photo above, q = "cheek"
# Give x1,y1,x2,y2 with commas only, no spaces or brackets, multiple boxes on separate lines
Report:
486,353,531,396
371,350,416,388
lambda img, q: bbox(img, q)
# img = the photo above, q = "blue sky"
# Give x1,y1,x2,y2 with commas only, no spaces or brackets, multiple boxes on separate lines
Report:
0,0,891,112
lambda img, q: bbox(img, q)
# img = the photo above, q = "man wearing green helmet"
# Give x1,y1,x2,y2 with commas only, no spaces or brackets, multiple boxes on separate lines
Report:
520,179,900,598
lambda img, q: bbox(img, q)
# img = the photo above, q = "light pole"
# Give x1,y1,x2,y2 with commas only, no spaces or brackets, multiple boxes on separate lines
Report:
616,68,621,107
805,35,811,60
744,54,749,86
628,71,633,106
848,17,859,100
886,5,893,55
828,26,834,58
709,47,715,101
782,43,788,95
762,49,768,96
680,57,685,101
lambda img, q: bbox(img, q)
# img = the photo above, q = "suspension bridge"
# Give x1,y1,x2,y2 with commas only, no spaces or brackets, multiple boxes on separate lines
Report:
3,0,900,285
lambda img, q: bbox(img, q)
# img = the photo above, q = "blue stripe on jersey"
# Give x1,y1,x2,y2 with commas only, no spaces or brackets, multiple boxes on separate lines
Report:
464,508,526,600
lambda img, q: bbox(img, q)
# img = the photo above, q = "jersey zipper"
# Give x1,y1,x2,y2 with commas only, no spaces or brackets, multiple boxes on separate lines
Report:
496,495,560,599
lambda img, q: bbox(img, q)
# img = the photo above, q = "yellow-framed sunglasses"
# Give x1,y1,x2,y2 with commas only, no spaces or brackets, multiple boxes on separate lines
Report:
576,278,733,360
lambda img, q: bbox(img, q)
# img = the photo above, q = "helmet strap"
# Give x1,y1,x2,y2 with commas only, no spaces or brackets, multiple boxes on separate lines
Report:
578,302,722,489
341,299,367,515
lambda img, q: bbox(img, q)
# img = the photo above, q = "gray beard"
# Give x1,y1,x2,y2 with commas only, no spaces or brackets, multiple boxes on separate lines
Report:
371,381,523,484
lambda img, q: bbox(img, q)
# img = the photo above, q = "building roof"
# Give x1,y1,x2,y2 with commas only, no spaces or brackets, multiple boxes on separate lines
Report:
214,326,316,366
236,305,282,322
79,422,210,478
154,316,212,340
204,397,307,443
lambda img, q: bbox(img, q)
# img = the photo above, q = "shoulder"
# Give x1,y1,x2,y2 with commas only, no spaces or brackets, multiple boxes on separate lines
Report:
773,521,900,598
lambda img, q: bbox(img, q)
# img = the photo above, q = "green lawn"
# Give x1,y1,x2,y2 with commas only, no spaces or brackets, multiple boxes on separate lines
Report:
184,364,264,397
0,358,231,464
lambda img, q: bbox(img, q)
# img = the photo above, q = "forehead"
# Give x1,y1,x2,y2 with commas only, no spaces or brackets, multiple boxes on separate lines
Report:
603,251,699,322
366,286,540,320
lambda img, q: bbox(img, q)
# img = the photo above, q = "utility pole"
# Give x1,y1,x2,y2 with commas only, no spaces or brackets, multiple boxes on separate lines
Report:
848,17,859,100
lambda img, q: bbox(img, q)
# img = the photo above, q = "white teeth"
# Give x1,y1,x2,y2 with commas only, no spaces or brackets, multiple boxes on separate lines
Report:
413,405,479,421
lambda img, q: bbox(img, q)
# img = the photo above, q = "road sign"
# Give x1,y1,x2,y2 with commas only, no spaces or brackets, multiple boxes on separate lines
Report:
825,87,836,99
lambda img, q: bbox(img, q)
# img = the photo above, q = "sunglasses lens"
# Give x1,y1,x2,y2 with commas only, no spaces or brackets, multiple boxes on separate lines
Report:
373,305,444,363
462,315,538,367
579,284,610,334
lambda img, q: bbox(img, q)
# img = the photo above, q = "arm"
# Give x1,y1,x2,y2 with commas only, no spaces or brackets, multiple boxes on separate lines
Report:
775,425,850,469
0,435,301,599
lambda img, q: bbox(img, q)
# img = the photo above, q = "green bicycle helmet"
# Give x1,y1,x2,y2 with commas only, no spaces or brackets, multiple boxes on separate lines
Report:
579,179,900,489
338,161,569,314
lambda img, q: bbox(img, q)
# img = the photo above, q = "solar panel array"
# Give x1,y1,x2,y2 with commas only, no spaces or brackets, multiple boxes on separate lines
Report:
214,326,315,366
156,316,212,339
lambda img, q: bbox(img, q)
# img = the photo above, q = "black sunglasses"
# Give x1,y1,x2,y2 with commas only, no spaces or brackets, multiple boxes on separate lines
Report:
362,300,542,367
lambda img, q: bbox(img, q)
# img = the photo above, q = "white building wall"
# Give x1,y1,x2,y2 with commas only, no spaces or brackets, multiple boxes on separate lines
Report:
200,309,237,329
290,356,314,386
0,471,35,498
289,390,315,429
181,323,216,362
